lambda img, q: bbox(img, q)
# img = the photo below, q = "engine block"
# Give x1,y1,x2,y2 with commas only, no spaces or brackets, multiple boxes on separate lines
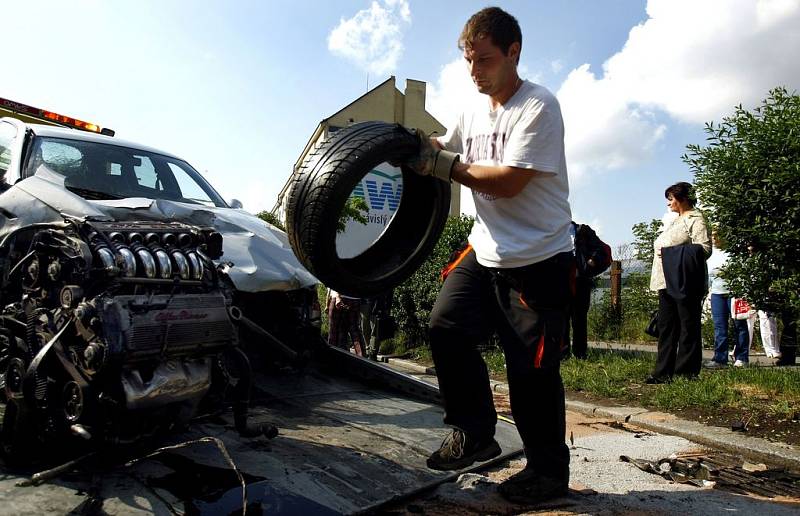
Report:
99,293,236,363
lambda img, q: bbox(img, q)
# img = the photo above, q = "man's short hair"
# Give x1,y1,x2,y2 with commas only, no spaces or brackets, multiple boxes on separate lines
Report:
459,7,522,57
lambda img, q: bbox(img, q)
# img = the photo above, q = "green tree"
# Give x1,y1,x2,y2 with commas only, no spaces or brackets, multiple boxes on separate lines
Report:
684,87,800,313
255,196,368,235
255,210,285,231
392,215,474,346
588,219,661,342
631,219,662,268
338,196,369,234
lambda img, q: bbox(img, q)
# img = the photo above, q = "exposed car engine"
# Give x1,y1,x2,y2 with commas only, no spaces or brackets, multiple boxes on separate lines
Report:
0,217,276,461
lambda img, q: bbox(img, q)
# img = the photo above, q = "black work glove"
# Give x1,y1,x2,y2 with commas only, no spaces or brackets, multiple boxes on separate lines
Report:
396,129,460,182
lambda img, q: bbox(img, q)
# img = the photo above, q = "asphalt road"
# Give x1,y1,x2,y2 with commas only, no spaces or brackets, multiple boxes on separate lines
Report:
383,360,800,515
0,354,796,515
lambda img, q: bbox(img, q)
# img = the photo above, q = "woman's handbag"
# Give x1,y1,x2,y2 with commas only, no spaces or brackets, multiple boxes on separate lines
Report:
645,310,660,338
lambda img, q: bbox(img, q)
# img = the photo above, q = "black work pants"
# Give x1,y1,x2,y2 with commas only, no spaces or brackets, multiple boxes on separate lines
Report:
429,249,573,483
565,277,592,358
652,289,703,379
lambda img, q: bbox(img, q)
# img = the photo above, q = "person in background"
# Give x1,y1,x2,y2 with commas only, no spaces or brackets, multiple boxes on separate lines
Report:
563,221,593,360
326,289,366,357
360,289,395,360
776,312,797,366
747,311,781,360
647,182,712,383
359,296,376,355
704,232,749,368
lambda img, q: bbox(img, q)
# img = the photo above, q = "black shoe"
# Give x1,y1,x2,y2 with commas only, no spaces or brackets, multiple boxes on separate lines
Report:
499,468,569,505
645,375,669,385
426,428,501,471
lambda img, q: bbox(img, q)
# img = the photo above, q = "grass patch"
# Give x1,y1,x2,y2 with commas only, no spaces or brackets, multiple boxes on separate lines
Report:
562,351,654,399
476,348,800,420
407,346,800,441
408,343,432,364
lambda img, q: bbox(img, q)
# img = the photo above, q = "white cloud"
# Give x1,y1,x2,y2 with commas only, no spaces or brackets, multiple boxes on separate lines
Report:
558,0,800,181
559,63,668,183
327,0,411,76
426,59,484,131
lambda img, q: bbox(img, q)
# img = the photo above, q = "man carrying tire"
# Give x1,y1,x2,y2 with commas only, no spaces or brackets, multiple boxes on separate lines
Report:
400,7,574,505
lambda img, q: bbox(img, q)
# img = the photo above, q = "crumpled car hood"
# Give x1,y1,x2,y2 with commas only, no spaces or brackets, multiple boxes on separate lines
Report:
14,172,317,292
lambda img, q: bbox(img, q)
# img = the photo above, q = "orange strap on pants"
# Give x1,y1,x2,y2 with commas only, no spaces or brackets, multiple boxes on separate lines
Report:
441,243,473,281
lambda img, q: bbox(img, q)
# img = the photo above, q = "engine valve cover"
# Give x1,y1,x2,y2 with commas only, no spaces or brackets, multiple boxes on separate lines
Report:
99,293,235,362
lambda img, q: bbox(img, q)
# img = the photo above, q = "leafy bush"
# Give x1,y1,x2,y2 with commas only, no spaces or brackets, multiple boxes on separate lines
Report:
256,196,368,235
589,269,659,342
685,87,800,314
631,219,663,267
392,215,474,346
255,210,286,231
338,196,369,233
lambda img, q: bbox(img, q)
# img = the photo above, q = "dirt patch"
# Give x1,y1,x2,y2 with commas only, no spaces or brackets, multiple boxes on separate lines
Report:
673,406,800,446
566,389,800,447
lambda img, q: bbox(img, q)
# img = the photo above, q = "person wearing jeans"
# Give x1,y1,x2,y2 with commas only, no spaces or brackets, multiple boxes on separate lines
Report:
705,235,749,367
708,292,749,366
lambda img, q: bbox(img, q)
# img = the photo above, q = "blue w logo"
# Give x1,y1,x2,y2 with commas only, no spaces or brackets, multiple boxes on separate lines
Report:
364,170,402,211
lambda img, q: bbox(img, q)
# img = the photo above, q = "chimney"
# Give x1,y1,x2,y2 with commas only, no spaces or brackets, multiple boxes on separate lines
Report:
404,79,426,126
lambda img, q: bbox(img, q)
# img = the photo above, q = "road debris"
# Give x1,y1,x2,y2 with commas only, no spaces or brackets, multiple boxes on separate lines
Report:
621,451,800,499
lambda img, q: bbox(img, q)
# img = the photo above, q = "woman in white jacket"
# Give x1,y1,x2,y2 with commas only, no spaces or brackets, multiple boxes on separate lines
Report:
647,182,712,384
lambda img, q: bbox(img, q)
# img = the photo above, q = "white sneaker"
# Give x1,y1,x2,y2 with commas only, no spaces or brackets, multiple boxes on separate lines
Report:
765,351,782,359
733,359,747,367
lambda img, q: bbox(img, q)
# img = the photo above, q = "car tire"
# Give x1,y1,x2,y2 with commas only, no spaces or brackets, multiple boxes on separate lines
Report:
285,121,451,298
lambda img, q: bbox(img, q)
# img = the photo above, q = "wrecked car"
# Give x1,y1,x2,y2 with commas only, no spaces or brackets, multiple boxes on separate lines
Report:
0,117,320,462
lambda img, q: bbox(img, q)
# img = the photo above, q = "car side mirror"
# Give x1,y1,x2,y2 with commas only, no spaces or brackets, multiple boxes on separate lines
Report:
229,198,243,209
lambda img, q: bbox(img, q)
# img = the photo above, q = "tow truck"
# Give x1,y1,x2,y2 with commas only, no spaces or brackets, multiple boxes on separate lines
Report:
0,97,115,136
0,98,522,514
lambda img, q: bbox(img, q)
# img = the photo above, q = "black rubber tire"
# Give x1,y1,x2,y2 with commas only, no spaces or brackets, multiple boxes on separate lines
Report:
286,122,451,298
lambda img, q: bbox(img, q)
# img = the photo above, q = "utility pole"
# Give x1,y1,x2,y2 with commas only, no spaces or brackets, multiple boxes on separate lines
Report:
610,260,623,313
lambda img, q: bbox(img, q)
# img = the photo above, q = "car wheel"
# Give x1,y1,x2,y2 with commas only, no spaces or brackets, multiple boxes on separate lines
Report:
285,121,451,298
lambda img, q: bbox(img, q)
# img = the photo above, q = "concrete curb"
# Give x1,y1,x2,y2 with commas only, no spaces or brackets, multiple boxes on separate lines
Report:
385,357,800,470
382,357,435,375
589,340,799,366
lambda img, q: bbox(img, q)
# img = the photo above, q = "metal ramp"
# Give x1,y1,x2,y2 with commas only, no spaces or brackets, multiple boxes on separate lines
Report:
0,349,523,515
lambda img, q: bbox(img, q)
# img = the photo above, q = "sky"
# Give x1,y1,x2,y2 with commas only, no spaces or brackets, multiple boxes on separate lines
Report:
3,0,799,252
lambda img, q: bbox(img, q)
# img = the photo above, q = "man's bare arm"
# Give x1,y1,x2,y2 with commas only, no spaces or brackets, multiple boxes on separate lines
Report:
430,138,544,198
431,138,541,198
450,162,540,198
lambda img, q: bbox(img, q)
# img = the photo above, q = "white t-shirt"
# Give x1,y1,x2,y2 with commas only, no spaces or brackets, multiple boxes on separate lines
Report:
707,247,730,295
438,80,573,268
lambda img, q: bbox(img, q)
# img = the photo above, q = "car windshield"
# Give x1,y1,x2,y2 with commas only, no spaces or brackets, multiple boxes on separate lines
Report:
27,136,228,207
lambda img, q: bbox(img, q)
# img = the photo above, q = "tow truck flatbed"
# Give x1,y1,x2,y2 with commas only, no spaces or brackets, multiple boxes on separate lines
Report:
0,349,522,515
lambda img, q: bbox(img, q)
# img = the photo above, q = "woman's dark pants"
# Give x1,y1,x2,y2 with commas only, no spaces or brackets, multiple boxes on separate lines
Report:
652,289,703,379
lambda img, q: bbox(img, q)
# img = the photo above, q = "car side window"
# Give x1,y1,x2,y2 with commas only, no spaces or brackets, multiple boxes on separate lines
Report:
133,155,158,189
167,162,214,206
0,122,16,185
